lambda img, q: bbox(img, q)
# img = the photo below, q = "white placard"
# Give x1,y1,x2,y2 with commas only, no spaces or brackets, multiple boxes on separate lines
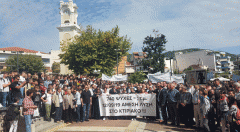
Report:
99,94,156,116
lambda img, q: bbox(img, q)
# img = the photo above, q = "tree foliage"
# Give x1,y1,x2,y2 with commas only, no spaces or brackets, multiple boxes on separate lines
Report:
59,25,132,76
142,30,167,73
128,71,146,84
5,54,45,74
52,62,60,74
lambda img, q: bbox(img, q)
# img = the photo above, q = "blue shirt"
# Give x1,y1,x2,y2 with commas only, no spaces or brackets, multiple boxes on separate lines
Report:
167,88,179,103
180,92,192,104
44,80,52,89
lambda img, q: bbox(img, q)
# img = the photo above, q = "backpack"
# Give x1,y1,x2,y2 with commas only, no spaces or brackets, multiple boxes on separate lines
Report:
4,104,19,121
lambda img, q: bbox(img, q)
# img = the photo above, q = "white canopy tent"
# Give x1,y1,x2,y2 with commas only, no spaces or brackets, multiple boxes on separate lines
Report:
210,77,230,81
147,72,184,84
102,74,128,82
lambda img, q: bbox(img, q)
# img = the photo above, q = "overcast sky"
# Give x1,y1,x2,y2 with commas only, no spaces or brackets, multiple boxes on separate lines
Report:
1,0,240,54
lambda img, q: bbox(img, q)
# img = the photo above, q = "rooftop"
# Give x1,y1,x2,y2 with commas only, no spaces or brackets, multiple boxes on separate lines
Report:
0,47,47,54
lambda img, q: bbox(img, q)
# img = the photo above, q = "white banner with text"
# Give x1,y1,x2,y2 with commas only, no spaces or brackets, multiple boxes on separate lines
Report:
99,94,156,116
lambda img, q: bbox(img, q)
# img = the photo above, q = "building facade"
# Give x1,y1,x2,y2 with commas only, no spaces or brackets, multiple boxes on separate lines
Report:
175,50,234,74
175,50,216,72
215,52,234,74
0,47,51,72
51,0,81,75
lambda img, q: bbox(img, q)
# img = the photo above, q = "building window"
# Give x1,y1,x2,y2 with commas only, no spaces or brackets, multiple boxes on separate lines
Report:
0,66,3,69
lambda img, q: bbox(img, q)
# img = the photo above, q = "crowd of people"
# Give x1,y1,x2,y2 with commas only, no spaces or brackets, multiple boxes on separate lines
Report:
1,70,240,132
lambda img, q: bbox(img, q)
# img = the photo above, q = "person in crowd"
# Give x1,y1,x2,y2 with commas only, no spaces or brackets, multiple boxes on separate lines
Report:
153,83,161,121
192,85,203,129
1,72,11,107
63,89,74,124
44,76,52,89
208,89,216,131
159,81,168,124
219,90,229,132
201,90,211,132
167,83,180,126
52,87,64,123
81,84,92,122
228,96,240,132
39,81,47,95
41,88,53,121
235,83,240,108
32,86,41,119
20,71,27,100
10,75,27,105
7,97,20,132
23,90,38,132
93,88,101,120
179,86,193,127
130,87,136,94
215,79,223,127
74,88,81,122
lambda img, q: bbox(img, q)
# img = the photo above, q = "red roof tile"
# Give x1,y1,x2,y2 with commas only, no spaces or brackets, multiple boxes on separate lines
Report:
126,62,134,66
133,52,146,55
0,47,46,54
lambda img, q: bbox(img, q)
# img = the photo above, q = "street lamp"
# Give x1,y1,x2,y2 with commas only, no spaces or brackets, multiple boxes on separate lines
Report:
11,51,24,73
115,49,121,75
166,57,173,81
93,69,100,75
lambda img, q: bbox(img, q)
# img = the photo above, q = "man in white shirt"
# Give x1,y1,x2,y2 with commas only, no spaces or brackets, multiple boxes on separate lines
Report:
1,72,11,107
19,71,27,99
74,89,81,122
41,89,52,121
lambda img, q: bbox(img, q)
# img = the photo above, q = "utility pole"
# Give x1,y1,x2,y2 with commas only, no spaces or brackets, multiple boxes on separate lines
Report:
117,50,118,75
17,51,19,73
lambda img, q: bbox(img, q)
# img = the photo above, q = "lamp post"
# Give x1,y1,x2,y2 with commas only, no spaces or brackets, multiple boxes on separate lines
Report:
14,51,24,73
115,49,121,75
166,57,173,81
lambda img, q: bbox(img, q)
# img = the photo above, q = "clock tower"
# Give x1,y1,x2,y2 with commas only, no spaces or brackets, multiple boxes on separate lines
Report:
53,0,80,75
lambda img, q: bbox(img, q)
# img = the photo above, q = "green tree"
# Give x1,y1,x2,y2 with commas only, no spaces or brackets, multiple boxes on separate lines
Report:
183,66,194,72
128,71,146,84
52,62,60,74
142,30,167,73
5,54,45,74
60,25,132,76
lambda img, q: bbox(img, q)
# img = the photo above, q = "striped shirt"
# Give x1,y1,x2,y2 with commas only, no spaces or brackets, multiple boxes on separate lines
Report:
180,92,192,104
167,88,179,103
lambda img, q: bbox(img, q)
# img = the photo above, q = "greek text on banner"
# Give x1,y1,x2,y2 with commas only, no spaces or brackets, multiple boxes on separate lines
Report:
98,94,156,116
